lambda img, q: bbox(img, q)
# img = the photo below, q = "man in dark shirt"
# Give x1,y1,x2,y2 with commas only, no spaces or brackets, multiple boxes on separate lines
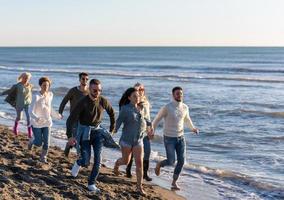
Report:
67,79,115,192
59,72,89,157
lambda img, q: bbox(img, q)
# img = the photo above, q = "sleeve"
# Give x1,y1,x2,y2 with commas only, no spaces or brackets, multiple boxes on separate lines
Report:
29,94,39,121
144,102,151,121
184,107,195,131
143,105,152,127
66,98,84,138
58,88,72,114
50,93,62,120
115,106,126,133
103,98,116,132
152,106,167,130
1,84,16,96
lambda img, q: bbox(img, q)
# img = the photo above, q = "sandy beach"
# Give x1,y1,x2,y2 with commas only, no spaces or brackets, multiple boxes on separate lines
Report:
0,125,185,200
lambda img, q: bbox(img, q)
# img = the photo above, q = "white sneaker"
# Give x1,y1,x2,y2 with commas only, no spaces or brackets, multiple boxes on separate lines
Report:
88,184,100,193
71,162,81,177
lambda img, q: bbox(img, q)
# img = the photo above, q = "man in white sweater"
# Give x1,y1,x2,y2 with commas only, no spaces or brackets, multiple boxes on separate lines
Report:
152,86,198,190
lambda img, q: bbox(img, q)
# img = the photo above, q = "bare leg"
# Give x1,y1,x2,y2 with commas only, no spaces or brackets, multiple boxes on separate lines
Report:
133,145,145,195
114,146,132,176
171,178,181,190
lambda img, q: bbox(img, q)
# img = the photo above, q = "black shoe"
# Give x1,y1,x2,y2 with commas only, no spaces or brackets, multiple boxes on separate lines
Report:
143,160,152,181
64,143,72,157
126,168,132,178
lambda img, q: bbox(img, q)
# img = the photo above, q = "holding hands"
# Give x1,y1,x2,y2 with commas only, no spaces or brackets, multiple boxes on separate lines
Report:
147,126,154,139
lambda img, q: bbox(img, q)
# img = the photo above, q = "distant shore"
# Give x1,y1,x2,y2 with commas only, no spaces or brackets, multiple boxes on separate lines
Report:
0,125,184,200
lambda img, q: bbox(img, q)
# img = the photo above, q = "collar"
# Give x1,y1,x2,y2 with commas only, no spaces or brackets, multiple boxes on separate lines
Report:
172,99,183,107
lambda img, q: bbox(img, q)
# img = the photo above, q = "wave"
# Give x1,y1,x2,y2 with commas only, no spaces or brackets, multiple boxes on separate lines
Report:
214,108,284,118
1,65,284,84
242,102,284,109
239,109,284,118
151,150,284,199
183,163,284,199
51,87,70,96
258,136,284,143
0,111,14,120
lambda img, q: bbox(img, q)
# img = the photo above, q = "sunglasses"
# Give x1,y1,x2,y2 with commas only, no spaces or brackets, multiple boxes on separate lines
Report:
139,88,145,91
92,89,102,92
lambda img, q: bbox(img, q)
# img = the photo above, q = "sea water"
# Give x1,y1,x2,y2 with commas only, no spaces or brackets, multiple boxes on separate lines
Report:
0,47,283,200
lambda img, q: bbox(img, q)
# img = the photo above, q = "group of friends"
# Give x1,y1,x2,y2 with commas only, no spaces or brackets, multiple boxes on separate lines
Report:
1,72,199,195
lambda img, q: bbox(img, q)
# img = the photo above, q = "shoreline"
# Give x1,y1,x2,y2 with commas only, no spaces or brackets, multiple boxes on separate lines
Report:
0,124,185,200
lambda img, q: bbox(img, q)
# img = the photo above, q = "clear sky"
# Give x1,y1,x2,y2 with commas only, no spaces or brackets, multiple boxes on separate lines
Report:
1,0,284,46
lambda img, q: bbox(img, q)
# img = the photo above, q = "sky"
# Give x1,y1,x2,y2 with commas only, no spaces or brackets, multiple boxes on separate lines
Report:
0,0,284,46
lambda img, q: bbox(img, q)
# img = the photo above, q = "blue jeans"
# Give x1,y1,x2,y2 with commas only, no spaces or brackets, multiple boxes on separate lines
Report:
143,136,151,161
16,105,30,125
76,129,104,185
161,136,185,180
32,127,50,150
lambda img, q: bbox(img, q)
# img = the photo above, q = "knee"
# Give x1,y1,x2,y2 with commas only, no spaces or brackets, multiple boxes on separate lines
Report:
33,139,42,147
123,157,131,165
177,158,185,166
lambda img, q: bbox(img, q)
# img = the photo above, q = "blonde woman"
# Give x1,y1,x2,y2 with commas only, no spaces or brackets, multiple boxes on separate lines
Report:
28,77,62,163
1,72,33,138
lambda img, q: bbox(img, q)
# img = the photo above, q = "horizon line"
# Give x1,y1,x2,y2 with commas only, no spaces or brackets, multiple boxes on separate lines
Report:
0,45,284,48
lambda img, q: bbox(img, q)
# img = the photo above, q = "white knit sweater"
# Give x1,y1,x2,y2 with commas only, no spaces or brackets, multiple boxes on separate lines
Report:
152,100,195,137
29,91,60,128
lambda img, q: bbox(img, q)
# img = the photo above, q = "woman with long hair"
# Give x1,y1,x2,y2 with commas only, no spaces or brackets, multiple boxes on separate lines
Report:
1,72,33,138
114,87,153,195
126,83,153,181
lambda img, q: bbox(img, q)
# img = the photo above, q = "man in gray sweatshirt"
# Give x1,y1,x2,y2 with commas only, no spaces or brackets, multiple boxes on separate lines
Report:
152,86,199,190
59,72,89,157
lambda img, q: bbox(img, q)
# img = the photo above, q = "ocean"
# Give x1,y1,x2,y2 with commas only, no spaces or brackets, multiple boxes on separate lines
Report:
0,47,283,200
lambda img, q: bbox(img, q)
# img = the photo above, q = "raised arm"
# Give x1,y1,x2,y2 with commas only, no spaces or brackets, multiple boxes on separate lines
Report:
1,84,16,96
59,88,73,115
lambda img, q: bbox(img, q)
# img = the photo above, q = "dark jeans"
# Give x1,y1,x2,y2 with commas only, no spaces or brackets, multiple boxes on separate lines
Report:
32,127,50,150
76,129,104,185
143,136,151,160
160,135,185,180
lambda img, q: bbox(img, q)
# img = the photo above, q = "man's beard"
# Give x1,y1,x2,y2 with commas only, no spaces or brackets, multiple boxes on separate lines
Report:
90,93,98,99
174,97,182,102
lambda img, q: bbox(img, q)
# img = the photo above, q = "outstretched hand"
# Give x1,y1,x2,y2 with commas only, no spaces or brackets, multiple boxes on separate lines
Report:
192,128,199,135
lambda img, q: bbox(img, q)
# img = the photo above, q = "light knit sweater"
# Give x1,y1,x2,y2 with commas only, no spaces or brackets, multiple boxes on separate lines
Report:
29,91,61,128
152,100,195,137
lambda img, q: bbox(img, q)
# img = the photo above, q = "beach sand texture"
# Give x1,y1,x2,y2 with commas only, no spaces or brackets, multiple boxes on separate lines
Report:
0,125,184,200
